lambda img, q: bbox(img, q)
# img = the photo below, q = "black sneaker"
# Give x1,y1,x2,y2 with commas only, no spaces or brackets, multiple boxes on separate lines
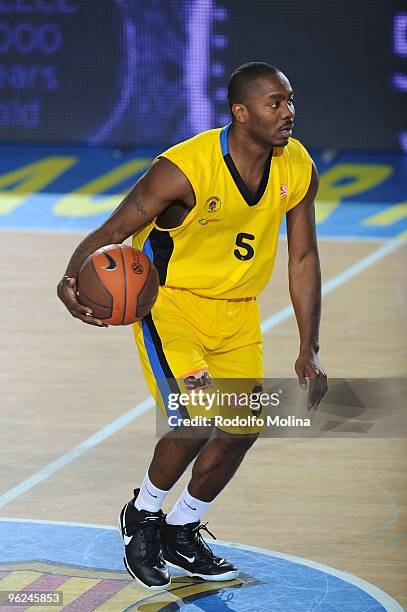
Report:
162,520,239,581
118,489,170,590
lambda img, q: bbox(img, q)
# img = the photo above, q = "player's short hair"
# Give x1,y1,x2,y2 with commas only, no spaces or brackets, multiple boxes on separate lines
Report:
227,62,279,108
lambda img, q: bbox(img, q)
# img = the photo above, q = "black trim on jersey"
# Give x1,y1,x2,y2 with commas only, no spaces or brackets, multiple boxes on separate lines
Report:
223,149,273,207
143,312,176,383
143,312,189,419
148,228,174,285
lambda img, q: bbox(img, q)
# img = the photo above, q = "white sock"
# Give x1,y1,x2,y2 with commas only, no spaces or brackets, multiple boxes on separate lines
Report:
166,486,213,525
135,472,169,513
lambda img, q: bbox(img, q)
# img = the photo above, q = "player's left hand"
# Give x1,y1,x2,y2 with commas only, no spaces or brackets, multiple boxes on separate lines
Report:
295,349,328,410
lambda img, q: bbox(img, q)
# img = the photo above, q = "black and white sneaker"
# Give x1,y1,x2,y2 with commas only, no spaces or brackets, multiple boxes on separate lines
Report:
162,520,239,581
118,489,170,590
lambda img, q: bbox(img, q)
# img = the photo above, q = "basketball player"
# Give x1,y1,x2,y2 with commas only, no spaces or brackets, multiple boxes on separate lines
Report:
58,63,328,590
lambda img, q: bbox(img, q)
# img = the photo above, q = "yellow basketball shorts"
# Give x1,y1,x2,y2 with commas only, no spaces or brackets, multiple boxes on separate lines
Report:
133,286,264,434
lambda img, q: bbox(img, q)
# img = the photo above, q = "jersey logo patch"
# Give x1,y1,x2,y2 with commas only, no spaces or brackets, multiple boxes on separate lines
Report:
204,196,222,213
198,217,221,225
280,184,288,199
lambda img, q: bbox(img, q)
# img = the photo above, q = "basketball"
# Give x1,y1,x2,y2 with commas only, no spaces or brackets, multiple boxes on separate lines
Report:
77,245,159,325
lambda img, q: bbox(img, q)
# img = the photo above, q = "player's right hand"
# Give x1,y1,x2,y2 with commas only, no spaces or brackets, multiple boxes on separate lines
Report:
57,276,108,327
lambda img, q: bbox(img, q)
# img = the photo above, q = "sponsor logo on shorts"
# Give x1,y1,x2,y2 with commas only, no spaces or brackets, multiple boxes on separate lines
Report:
280,184,288,199
182,369,213,391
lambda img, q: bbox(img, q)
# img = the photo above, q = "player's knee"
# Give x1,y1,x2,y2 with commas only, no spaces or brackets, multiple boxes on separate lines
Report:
221,433,259,458
182,431,211,458
206,434,259,468
157,425,211,458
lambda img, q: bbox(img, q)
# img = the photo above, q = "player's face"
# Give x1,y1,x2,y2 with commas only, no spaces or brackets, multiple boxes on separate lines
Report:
245,73,295,147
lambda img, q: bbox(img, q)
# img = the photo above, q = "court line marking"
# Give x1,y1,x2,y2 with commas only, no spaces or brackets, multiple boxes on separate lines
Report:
0,398,155,509
222,540,404,612
0,234,405,510
0,518,403,611
261,233,406,333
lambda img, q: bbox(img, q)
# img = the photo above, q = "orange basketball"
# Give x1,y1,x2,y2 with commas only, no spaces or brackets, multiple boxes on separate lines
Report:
77,245,159,325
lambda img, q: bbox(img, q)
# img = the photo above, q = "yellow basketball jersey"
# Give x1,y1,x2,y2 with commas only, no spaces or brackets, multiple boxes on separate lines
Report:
133,125,312,299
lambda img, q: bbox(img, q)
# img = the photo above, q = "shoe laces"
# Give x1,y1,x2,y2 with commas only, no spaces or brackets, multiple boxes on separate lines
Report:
191,522,218,560
128,515,163,563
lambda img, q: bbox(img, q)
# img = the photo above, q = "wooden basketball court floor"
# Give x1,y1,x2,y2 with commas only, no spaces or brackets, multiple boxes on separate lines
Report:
0,230,406,609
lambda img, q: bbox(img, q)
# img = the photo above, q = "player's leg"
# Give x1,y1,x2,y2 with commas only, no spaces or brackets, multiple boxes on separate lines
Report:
146,425,210,491
162,299,263,581
119,288,214,589
162,430,258,580
184,336,264,500
136,299,215,494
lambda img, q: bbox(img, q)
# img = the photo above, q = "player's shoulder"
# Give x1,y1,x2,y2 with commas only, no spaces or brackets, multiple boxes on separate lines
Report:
161,128,222,159
158,128,222,180
282,137,311,162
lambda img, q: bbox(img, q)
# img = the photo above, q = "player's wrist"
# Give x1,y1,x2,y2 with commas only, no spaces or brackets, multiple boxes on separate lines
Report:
299,342,319,355
62,273,76,283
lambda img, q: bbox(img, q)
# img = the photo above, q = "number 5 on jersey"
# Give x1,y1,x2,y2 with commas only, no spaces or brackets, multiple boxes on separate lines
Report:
234,233,255,261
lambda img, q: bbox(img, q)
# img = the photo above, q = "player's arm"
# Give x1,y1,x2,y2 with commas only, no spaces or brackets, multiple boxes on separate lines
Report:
57,158,193,326
286,161,328,409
